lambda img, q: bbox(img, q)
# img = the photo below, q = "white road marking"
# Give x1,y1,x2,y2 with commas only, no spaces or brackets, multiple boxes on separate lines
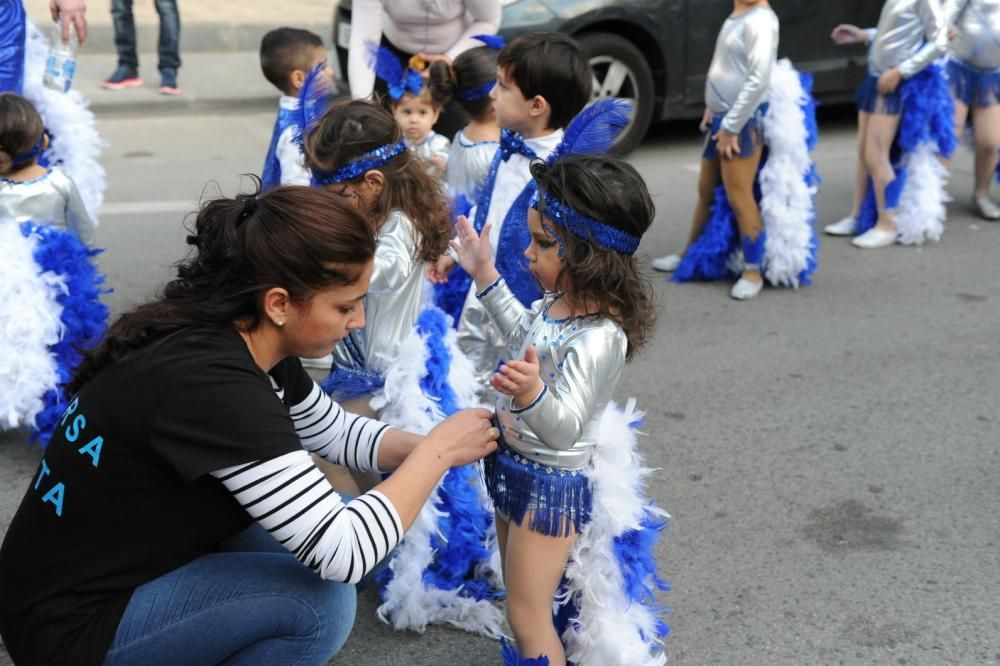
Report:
100,200,199,216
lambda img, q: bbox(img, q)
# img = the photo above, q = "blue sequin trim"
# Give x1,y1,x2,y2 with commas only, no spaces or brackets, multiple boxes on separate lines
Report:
508,384,547,414
313,139,407,186
530,190,640,255
475,275,503,299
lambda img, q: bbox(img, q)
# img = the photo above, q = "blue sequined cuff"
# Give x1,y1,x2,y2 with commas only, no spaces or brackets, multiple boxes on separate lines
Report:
509,384,547,414
475,276,503,300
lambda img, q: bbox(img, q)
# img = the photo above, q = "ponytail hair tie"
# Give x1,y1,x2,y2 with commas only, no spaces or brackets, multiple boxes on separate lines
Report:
238,195,258,226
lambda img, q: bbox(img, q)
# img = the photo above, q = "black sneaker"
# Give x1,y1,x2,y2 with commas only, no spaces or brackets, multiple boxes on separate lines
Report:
159,69,181,95
101,66,142,90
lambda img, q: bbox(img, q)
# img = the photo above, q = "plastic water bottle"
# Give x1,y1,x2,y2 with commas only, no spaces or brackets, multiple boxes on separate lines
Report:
43,22,77,93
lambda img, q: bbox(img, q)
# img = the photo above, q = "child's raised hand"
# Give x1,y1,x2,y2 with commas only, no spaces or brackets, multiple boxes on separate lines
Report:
449,216,494,279
491,346,544,408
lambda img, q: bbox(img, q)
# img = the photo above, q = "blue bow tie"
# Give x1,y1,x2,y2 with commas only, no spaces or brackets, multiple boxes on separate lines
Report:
499,130,536,161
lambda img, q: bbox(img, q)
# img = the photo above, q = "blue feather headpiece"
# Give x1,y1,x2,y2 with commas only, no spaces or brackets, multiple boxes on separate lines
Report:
549,97,632,164
455,34,504,100
530,189,640,255
291,60,336,154
472,33,505,50
312,139,407,186
369,42,424,100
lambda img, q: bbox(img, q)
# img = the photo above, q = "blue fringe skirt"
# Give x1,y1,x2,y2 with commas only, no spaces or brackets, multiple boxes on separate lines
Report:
702,103,768,161
946,56,1000,108
483,439,592,537
856,74,904,115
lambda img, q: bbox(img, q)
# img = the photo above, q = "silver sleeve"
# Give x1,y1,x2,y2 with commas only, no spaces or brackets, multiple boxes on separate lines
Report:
476,277,537,351
898,0,948,77
64,178,95,244
369,212,417,293
429,133,451,164
721,11,779,134
510,327,625,451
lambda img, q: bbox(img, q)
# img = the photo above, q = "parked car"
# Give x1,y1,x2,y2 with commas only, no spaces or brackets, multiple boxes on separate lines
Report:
332,0,883,154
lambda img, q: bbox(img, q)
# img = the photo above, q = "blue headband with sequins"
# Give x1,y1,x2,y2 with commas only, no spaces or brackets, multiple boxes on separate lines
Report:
530,189,641,255
313,139,407,186
455,79,495,101
11,135,45,169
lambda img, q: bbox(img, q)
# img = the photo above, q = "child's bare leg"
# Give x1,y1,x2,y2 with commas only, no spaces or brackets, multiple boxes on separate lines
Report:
684,158,723,250
863,111,902,231
495,510,510,582
504,515,579,666
972,104,1000,199
851,111,873,217
720,141,765,283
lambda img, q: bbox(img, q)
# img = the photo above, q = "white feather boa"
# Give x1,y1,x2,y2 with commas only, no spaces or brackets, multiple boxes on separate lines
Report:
895,141,949,245
559,399,669,665
0,220,65,429
22,21,105,222
372,314,505,638
760,59,818,287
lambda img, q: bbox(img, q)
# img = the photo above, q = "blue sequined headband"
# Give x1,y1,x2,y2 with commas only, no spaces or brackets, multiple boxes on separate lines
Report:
313,139,407,186
455,79,495,101
530,190,641,255
11,135,45,169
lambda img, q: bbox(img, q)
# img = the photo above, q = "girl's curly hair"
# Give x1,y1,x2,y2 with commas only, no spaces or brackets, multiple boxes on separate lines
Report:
530,154,657,360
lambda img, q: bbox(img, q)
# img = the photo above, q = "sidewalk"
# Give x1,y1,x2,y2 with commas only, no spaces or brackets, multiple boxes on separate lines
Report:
24,0,338,116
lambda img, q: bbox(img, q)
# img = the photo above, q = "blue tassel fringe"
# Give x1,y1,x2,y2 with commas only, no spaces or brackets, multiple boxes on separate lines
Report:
501,637,550,666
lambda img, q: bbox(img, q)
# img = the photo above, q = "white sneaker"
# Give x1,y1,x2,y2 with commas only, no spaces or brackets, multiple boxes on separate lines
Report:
975,196,1000,221
730,277,764,300
651,254,682,272
824,216,858,236
851,227,897,249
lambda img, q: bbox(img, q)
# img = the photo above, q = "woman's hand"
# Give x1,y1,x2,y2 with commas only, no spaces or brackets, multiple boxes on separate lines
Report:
877,67,903,95
831,24,867,46
424,408,499,467
715,130,741,160
491,346,544,408
699,107,713,133
450,215,497,287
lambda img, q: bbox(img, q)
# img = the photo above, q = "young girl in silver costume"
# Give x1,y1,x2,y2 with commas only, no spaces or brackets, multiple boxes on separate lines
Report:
826,0,948,247
652,0,779,300
944,0,1000,219
0,93,94,243
305,99,452,416
453,154,661,666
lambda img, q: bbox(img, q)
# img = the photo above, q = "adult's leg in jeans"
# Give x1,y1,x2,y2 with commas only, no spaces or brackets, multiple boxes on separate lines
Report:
103,550,356,666
862,111,902,231
720,142,765,283
153,0,181,72
110,0,138,70
682,158,723,252
972,104,1000,198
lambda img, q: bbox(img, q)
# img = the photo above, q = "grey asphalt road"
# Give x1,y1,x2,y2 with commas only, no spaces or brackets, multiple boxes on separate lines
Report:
1,108,998,666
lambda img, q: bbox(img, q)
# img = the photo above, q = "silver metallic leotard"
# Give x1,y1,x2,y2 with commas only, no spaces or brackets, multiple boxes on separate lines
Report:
445,129,498,203
406,131,451,178
704,6,779,135
867,0,948,77
945,0,1000,69
477,277,628,470
331,209,424,375
0,167,94,243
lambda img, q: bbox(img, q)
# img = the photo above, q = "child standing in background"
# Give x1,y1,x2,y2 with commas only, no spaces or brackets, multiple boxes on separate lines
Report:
259,27,330,190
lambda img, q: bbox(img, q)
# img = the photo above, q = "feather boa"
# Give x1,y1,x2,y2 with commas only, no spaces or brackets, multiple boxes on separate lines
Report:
674,59,818,286
557,399,670,665
372,308,505,638
855,63,955,244
22,21,105,223
0,220,107,443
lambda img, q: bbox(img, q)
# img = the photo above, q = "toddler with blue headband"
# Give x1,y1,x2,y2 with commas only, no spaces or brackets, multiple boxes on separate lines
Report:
451,154,658,666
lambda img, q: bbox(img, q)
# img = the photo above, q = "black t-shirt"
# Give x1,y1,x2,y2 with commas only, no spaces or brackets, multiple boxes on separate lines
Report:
0,328,314,665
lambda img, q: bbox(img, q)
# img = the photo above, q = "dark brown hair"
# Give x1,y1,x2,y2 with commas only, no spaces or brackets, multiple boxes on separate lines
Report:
427,45,500,120
67,183,376,394
531,155,656,359
259,27,324,95
304,98,451,263
497,32,592,130
0,93,45,175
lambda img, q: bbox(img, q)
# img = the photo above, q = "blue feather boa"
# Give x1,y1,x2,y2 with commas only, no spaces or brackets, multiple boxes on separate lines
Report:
612,509,672,641
856,64,955,235
20,222,108,446
501,637,550,666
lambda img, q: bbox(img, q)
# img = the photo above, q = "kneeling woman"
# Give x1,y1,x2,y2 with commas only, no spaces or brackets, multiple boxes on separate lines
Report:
0,186,498,666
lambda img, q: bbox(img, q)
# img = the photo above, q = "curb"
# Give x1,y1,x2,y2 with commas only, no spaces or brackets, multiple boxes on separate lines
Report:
87,95,278,117
80,21,331,55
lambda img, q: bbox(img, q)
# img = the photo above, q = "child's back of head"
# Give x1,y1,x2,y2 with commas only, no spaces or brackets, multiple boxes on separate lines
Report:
428,44,501,123
530,154,656,357
498,32,592,131
0,93,44,176
260,27,325,96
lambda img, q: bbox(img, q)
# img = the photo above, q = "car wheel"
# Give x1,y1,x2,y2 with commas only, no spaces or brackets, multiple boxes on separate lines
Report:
577,32,655,156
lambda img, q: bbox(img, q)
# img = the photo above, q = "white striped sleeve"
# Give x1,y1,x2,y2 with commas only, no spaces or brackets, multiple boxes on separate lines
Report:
211,450,402,584
290,383,390,473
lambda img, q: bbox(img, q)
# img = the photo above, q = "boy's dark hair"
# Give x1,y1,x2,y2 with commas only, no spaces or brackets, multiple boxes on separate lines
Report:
427,45,500,120
0,93,44,175
497,32,592,130
530,154,656,359
304,99,451,263
260,27,324,95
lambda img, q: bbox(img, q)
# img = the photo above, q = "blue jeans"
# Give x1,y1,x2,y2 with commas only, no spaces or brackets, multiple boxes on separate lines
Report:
110,0,181,73
103,524,356,666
